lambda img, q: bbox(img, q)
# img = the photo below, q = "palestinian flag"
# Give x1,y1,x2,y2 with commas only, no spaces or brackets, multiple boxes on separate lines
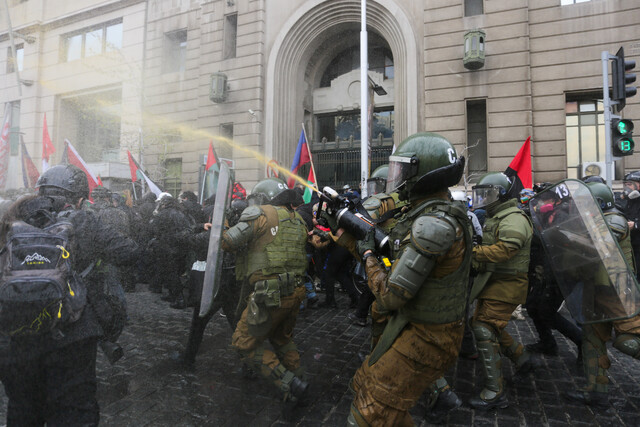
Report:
127,150,162,196
504,137,532,198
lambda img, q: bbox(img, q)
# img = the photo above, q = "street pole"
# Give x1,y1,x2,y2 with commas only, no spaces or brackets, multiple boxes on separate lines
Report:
360,0,369,199
602,50,621,188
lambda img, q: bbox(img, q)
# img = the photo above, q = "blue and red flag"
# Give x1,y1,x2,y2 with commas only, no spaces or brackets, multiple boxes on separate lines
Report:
504,136,532,198
287,130,311,188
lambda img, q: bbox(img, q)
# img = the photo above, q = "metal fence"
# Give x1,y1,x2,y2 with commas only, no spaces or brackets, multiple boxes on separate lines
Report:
310,144,393,190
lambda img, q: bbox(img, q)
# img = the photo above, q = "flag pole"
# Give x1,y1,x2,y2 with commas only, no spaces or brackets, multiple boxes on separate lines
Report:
131,181,138,201
301,123,318,189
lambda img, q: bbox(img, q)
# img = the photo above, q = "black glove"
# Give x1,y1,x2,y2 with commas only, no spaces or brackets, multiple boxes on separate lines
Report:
320,211,339,234
356,228,376,259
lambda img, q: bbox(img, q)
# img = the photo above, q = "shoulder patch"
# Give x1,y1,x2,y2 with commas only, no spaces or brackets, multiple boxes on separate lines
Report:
239,205,263,222
410,214,456,256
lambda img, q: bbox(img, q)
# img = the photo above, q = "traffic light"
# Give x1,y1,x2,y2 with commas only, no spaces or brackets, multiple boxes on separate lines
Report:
612,47,637,112
612,118,635,157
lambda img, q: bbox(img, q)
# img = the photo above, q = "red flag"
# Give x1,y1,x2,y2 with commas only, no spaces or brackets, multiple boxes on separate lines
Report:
97,175,103,186
0,105,12,190
288,130,311,188
205,141,218,171
504,137,532,197
62,139,100,196
42,113,55,172
21,138,40,188
127,150,139,182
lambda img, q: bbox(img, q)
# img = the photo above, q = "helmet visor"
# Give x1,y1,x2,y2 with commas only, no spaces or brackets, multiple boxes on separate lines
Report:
367,178,386,196
386,155,418,193
472,185,501,209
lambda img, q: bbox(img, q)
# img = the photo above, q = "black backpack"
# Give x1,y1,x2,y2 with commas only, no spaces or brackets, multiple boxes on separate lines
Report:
0,220,87,337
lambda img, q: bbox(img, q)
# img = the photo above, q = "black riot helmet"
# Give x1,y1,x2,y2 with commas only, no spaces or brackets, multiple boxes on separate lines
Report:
581,175,605,184
36,164,89,205
624,171,640,183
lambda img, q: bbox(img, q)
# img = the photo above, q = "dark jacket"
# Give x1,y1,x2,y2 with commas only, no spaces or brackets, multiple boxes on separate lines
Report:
10,206,139,359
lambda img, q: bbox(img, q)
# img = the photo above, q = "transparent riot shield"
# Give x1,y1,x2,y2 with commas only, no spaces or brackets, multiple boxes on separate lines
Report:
529,179,640,324
199,162,232,318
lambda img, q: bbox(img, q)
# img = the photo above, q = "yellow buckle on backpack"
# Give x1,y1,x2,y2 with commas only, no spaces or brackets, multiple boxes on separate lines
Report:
57,245,70,259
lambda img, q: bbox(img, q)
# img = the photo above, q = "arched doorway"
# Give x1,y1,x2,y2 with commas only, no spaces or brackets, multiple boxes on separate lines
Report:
309,32,395,188
265,0,419,185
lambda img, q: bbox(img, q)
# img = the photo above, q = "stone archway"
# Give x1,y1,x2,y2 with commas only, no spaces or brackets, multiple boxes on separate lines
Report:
264,0,419,168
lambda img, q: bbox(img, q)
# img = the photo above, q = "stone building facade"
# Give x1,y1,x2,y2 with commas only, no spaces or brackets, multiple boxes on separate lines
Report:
1,0,639,194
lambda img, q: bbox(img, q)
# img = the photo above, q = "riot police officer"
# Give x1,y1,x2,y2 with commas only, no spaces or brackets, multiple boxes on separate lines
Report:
365,164,388,196
222,178,310,415
347,132,472,426
564,182,640,407
470,172,536,410
621,171,640,280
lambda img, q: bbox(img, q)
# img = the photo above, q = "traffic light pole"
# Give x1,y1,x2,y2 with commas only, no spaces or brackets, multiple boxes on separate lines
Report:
602,50,621,188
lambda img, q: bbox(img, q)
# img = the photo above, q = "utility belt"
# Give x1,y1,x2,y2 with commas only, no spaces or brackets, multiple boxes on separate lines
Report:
252,273,303,308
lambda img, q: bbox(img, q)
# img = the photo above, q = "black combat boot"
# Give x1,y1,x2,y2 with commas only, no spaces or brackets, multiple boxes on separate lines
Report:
281,376,309,421
469,391,509,410
425,387,462,424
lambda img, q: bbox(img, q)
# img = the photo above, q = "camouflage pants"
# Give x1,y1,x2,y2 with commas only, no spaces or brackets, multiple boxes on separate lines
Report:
350,320,464,426
582,313,640,392
231,286,306,390
473,299,525,363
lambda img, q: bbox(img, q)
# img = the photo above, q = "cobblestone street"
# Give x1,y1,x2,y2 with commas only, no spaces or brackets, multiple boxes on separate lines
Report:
1,287,638,426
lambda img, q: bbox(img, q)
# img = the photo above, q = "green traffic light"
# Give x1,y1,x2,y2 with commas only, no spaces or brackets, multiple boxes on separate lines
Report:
619,137,635,152
618,121,629,134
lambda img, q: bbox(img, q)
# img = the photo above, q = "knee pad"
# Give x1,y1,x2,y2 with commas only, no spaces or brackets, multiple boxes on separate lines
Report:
613,334,640,359
472,321,496,342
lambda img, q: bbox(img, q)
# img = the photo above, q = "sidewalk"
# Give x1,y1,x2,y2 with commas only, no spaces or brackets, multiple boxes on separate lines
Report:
0,289,637,426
